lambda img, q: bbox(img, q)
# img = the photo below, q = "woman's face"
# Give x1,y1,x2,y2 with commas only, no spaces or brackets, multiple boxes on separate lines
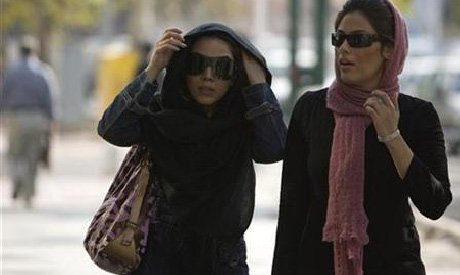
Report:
335,11,392,91
186,37,234,111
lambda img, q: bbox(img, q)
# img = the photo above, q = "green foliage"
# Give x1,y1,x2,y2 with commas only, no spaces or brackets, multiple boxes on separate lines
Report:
0,0,106,33
392,0,412,13
154,0,246,24
1,0,248,34
449,0,460,27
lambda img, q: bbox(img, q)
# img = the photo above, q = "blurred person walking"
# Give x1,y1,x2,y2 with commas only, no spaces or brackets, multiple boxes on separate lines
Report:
1,35,59,208
98,23,286,274
272,1,452,275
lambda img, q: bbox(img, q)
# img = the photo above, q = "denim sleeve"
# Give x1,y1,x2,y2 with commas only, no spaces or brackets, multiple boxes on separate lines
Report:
97,72,159,147
242,83,287,163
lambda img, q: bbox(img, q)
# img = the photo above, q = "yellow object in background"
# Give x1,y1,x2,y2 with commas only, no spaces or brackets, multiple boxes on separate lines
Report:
96,43,139,115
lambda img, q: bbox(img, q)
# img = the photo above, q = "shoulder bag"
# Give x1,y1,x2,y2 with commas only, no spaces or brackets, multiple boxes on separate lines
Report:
83,145,154,274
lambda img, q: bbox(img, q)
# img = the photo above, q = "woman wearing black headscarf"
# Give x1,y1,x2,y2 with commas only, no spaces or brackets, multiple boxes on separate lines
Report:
98,23,287,275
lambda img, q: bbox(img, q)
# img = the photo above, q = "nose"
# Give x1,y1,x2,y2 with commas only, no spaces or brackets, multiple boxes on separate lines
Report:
201,66,215,81
338,40,351,54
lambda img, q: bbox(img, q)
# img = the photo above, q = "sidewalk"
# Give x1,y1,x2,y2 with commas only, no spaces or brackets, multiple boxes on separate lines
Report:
1,131,460,275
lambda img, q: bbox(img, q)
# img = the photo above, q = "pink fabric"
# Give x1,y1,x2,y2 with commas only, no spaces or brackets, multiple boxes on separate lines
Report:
322,1,408,275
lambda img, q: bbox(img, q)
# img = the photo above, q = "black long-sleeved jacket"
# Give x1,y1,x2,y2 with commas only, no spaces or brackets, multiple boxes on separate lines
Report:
272,89,452,275
98,70,287,238
98,72,286,163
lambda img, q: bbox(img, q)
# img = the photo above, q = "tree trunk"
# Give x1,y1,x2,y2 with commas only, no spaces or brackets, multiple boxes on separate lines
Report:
36,2,53,63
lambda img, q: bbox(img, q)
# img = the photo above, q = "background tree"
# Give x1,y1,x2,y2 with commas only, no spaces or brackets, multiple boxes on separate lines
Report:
1,0,105,62
153,0,248,31
393,0,412,12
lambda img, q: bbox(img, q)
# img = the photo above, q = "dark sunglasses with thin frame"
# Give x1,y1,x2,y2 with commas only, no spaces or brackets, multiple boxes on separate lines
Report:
186,52,235,80
331,32,381,48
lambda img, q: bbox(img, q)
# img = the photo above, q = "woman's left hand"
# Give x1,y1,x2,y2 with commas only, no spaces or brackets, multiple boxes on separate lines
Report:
242,51,266,85
364,90,400,138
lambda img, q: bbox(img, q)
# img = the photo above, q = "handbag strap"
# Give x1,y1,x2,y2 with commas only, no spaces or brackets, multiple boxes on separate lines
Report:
127,161,150,228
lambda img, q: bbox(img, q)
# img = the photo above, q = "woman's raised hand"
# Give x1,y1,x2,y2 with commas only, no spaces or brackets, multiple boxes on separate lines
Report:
145,28,187,82
242,51,266,85
364,90,400,139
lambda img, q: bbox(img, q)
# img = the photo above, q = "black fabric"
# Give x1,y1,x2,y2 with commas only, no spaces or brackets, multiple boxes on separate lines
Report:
272,89,452,275
141,23,270,240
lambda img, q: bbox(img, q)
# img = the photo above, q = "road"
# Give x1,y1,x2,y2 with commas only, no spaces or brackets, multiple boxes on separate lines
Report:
1,131,460,275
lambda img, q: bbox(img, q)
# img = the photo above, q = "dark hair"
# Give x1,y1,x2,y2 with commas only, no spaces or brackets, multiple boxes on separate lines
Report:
20,46,32,56
19,35,38,57
335,0,395,48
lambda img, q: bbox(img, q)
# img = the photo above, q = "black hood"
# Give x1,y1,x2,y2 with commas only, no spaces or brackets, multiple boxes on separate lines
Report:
146,23,269,240
184,22,271,82
161,22,272,111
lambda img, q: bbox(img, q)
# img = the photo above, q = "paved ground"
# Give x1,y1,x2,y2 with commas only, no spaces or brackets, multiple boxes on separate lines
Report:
1,131,460,275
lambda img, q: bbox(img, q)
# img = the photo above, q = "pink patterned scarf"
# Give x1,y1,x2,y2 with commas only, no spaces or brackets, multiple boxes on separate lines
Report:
322,1,408,275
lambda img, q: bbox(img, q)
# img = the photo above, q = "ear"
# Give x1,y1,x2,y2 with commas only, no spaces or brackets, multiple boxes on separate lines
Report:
382,46,393,60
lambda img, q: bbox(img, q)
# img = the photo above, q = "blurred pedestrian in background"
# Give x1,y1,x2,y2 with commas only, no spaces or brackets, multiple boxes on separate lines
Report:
98,23,286,274
1,35,59,208
272,0,452,275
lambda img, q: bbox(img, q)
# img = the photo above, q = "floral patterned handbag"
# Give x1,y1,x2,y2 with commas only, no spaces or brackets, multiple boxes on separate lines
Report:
83,145,154,274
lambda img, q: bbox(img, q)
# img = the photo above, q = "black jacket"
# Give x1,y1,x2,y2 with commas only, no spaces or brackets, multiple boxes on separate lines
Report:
272,89,452,275
98,23,287,240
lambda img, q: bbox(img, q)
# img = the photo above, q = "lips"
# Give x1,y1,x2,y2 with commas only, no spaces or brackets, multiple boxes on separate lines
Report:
339,58,355,67
198,86,215,95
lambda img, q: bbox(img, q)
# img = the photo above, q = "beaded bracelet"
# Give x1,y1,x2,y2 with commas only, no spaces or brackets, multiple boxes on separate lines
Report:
378,129,400,143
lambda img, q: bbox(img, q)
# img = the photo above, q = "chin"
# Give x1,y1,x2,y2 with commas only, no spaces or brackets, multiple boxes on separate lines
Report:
196,99,217,107
339,74,361,86
340,76,354,85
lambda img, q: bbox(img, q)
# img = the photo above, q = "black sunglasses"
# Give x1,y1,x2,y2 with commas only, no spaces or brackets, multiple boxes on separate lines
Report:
186,52,235,80
331,32,381,48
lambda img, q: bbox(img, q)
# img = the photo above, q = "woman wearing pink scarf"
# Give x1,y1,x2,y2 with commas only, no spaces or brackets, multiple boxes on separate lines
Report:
272,1,452,275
